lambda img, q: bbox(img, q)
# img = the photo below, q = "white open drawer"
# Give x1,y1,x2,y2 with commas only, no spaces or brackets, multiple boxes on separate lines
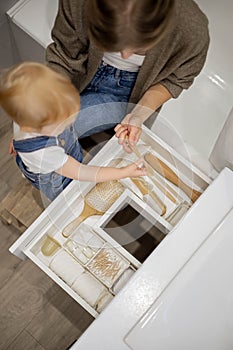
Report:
9,126,211,317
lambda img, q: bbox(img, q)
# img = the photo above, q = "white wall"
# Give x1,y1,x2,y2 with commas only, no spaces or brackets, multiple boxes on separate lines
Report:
6,0,58,63
0,0,19,68
153,0,233,161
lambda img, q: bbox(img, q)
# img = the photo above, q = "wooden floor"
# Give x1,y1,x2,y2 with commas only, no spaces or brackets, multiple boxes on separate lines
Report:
0,110,161,349
0,110,96,350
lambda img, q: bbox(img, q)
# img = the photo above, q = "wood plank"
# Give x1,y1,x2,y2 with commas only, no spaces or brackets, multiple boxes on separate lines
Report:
5,330,45,350
0,159,23,201
10,186,44,228
0,114,23,201
0,261,59,350
0,112,110,349
0,221,22,291
0,217,93,350
0,179,44,230
26,287,94,350
0,208,27,232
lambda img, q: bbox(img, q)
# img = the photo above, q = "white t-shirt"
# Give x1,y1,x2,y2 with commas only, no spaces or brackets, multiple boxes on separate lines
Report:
13,123,68,174
103,52,145,72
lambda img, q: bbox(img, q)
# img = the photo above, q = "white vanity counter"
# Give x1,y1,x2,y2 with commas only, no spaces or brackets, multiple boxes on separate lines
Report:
71,167,233,350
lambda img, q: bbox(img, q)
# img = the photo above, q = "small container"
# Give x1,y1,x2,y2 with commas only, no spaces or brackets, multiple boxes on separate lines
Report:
87,244,130,288
41,234,61,256
87,234,105,252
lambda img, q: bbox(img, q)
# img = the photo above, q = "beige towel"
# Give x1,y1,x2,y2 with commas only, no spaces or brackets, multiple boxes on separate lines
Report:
96,293,114,313
112,268,135,294
49,250,85,286
72,272,107,307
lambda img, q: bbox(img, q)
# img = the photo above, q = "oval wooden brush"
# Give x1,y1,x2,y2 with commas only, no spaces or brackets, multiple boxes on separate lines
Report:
144,153,202,202
62,181,124,238
125,136,177,203
131,178,166,216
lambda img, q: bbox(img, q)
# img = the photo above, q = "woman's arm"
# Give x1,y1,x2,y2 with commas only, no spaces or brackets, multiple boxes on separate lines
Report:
115,83,172,151
115,7,209,151
46,0,89,81
56,155,147,182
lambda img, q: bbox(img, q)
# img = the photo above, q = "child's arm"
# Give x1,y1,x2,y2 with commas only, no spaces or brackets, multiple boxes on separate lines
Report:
56,156,147,182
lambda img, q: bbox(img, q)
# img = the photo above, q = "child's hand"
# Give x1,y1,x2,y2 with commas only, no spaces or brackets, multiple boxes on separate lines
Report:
121,158,147,178
8,139,17,157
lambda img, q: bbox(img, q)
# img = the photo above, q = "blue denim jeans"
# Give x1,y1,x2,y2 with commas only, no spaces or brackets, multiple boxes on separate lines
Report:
13,125,82,201
75,62,138,138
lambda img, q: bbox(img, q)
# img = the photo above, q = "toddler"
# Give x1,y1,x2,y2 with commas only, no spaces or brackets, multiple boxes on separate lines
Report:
0,62,146,201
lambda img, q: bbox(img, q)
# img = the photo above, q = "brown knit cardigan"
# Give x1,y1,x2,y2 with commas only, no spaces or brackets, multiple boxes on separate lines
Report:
46,0,209,104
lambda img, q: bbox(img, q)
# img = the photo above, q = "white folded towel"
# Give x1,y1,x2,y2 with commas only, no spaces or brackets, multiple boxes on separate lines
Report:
49,250,85,286
71,272,107,307
112,268,135,294
96,292,114,313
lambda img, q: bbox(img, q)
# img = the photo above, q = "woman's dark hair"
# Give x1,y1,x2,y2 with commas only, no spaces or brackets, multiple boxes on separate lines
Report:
86,0,175,51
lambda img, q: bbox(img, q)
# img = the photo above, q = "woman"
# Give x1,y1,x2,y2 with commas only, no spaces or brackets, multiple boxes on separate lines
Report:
46,0,209,150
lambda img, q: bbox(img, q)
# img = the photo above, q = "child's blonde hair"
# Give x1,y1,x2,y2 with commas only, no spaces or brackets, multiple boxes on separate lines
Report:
0,61,80,131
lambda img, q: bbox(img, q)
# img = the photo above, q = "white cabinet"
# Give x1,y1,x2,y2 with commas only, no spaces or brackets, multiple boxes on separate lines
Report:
7,0,58,62
70,167,233,350
9,126,212,318
125,208,233,350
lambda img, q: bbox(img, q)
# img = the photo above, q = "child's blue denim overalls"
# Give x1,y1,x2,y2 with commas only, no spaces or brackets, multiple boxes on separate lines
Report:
13,125,82,201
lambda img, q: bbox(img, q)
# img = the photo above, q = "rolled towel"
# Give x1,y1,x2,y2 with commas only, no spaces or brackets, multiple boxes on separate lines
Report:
71,272,107,307
49,250,85,286
112,268,135,294
96,292,114,313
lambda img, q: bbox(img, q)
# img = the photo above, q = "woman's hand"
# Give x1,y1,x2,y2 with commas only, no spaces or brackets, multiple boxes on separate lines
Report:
114,84,173,152
114,113,142,153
